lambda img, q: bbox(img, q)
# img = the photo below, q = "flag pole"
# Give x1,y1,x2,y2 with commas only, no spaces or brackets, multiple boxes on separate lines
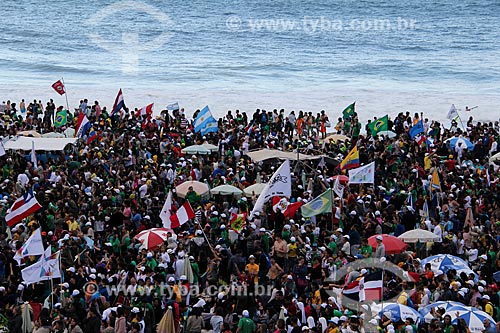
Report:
61,77,70,112
331,187,335,232
455,108,466,132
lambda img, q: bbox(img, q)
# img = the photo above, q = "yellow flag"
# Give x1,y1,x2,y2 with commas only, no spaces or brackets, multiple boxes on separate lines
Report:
339,146,360,171
430,169,441,191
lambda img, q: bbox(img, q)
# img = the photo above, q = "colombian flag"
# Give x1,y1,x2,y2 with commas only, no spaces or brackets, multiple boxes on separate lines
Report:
339,146,360,171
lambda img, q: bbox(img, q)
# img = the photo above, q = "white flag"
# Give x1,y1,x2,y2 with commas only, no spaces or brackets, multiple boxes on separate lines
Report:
333,176,345,198
348,162,376,184
14,228,45,265
30,141,37,167
447,104,459,120
21,259,44,285
250,159,291,218
40,248,61,280
160,191,173,228
0,142,5,157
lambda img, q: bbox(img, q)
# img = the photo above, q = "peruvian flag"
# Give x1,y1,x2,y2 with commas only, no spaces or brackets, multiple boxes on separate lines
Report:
136,103,153,118
169,201,195,229
272,197,303,218
51,80,65,95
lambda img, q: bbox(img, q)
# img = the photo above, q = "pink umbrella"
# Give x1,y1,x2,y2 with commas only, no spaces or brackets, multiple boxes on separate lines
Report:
134,228,174,249
331,175,349,185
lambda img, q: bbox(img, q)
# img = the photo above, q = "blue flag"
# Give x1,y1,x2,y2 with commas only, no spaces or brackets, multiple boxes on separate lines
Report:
194,106,218,135
409,120,424,139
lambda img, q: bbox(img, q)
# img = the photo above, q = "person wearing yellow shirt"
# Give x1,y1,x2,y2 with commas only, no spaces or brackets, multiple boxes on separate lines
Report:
67,216,80,232
483,295,494,318
245,255,259,284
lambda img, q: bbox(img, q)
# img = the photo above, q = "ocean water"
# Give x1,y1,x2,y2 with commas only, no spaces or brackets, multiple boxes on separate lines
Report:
1,0,500,123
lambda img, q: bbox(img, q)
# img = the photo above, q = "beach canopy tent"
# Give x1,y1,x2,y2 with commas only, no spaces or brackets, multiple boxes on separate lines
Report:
4,136,78,151
246,149,325,162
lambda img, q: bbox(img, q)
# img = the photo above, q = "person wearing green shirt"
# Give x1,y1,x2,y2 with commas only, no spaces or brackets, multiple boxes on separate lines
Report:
190,257,200,284
328,236,338,255
237,311,255,333
359,239,373,258
185,187,200,206
145,252,158,270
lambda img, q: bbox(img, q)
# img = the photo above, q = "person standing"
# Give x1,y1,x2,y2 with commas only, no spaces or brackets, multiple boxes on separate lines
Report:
236,310,256,333
374,235,385,259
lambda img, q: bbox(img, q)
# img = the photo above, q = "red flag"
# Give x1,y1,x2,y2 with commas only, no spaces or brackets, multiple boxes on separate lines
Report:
136,103,154,118
284,201,303,218
51,80,65,95
169,201,195,229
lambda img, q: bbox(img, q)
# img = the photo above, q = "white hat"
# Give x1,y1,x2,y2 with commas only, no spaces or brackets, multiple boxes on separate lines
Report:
180,275,187,280
479,286,485,292
350,210,357,215
131,307,140,313
242,310,250,317
483,295,491,300
147,252,153,258
375,211,381,216
290,236,296,242
248,255,255,259
332,317,340,324
343,235,350,239
339,316,347,322
217,292,225,300
250,223,257,229
383,311,392,320
480,254,488,260
336,228,343,233
287,275,293,280
196,230,203,235
376,235,383,241
168,277,175,283
361,269,367,275
259,228,266,232
67,267,76,273
61,282,69,289
72,290,80,297
89,274,96,279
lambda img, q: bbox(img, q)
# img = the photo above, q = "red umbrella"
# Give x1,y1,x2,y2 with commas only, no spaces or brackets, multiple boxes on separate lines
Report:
331,175,349,185
368,234,408,254
134,228,174,250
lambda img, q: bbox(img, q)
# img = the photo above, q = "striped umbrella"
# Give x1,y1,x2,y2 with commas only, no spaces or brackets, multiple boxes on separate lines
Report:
379,303,424,324
419,301,470,323
420,254,470,273
134,228,173,250
445,308,496,332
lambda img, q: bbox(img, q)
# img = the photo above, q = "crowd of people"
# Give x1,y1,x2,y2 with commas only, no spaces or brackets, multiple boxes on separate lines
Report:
0,98,499,333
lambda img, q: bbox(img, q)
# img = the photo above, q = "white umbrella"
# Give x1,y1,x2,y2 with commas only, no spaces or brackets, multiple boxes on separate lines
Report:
201,143,218,152
175,180,210,198
398,229,441,243
181,145,212,155
376,130,397,138
210,184,243,196
243,183,267,197
41,132,65,138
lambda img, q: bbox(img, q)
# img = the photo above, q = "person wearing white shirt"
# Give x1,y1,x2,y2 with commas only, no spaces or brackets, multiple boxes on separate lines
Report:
432,220,442,242
466,245,479,263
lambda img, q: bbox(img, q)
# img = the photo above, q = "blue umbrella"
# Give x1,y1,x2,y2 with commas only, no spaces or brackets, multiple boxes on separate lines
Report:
380,303,424,324
445,308,496,332
447,137,474,150
419,301,470,320
420,254,470,273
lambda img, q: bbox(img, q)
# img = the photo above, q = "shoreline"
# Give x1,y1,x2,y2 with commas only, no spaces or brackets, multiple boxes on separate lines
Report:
1,84,499,125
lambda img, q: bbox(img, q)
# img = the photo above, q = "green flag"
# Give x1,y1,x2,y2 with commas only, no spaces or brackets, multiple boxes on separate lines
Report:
54,110,68,128
342,102,355,120
301,188,333,217
367,115,389,136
